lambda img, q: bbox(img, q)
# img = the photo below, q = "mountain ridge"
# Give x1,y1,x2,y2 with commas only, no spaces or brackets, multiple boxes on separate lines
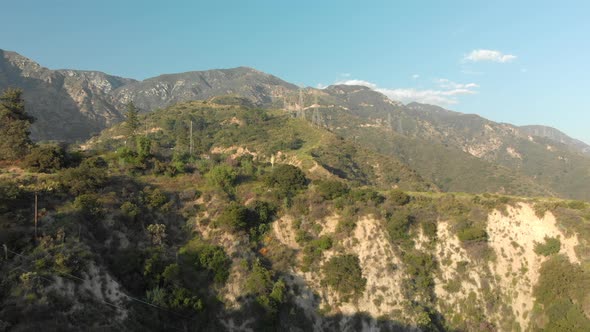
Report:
2,48,587,147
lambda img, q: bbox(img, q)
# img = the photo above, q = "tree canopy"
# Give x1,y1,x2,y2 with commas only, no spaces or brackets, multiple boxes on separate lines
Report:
0,88,34,160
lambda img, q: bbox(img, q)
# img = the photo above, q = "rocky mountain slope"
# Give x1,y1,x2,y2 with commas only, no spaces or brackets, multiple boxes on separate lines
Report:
1,100,589,331
109,67,297,112
520,125,590,155
2,49,590,201
0,49,297,142
0,50,135,141
290,86,590,200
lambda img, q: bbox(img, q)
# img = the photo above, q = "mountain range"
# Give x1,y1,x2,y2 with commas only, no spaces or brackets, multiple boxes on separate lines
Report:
2,48,590,200
2,49,590,331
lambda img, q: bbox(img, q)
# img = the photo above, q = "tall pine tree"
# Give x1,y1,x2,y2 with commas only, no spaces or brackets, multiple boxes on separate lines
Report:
125,101,140,137
0,88,34,161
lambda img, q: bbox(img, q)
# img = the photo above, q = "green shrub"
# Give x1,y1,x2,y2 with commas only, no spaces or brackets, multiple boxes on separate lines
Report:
336,218,357,236
196,245,231,283
116,146,138,164
217,202,249,231
301,236,333,271
349,188,385,204
534,236,561,256
454,217,488,243
457,227,488,242
206,164,237,192
245,259,273,296
168,287,203,312
421,220,437,239
23,144,66,173
315,180,349,200
533,255,590,330
322,254,366,301
264,164,307,197
386,212,413,245
389,189,410,206
120,201,140,220
74,194,103,219
59,157,108,195
567,200,587,210
142,187,168,210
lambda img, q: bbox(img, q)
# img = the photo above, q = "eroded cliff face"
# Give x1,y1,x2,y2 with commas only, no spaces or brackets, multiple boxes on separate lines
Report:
0,50,135,141
265,203,581,331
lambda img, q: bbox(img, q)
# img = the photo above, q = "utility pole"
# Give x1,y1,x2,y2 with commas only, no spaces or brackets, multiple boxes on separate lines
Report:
34,192,38,240
313,95,320,127
298,88,305,119
189,120,193,156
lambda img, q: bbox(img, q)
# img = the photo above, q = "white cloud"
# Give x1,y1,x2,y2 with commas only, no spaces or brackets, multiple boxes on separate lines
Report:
464,49,517,63
436,78,479,89
412,74,420,79
335,79,478,106
335,79,377,89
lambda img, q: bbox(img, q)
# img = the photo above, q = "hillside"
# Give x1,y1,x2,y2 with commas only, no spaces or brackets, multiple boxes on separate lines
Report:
2,50,590,200
1,101,589,331
0,49,135,141
286,86,590,200
0,50,296,142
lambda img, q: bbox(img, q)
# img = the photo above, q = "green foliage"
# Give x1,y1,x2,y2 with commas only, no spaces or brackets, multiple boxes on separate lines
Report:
120,201,140,220
142,187,168,210
247,200,276,243
534,236,561,256
301,235,333,272
322,254,366,301
457,227,488,242
315,180,349,200
135,135,152,159
247,200,274,224
386,212,413,245
348,188,385,204
0,88,34,160
74,194,103,219
196,244,231,283
59,157,108,195
244,259,285,313
217,202,249,231
567,200,587,210
533,255,590,330
245,259,273,296
389,189,410,206
169,287,203,312
0,179,25,213
125,101,140,136
147,224,167,246
454,217,488,243
421,220,437,239
402,251,436,294
23,144,67,173
161,263,180,283
206,164,237,193
264,164,307,197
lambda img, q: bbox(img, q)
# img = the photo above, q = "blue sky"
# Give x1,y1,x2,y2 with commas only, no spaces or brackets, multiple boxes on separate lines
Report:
2,0,589,143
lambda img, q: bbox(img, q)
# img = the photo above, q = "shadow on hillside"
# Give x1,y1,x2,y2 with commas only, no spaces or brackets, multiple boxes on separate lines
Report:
0,49,111,141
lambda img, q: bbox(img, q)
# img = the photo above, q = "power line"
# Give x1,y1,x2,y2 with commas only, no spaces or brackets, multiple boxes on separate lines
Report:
3,246,197,323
